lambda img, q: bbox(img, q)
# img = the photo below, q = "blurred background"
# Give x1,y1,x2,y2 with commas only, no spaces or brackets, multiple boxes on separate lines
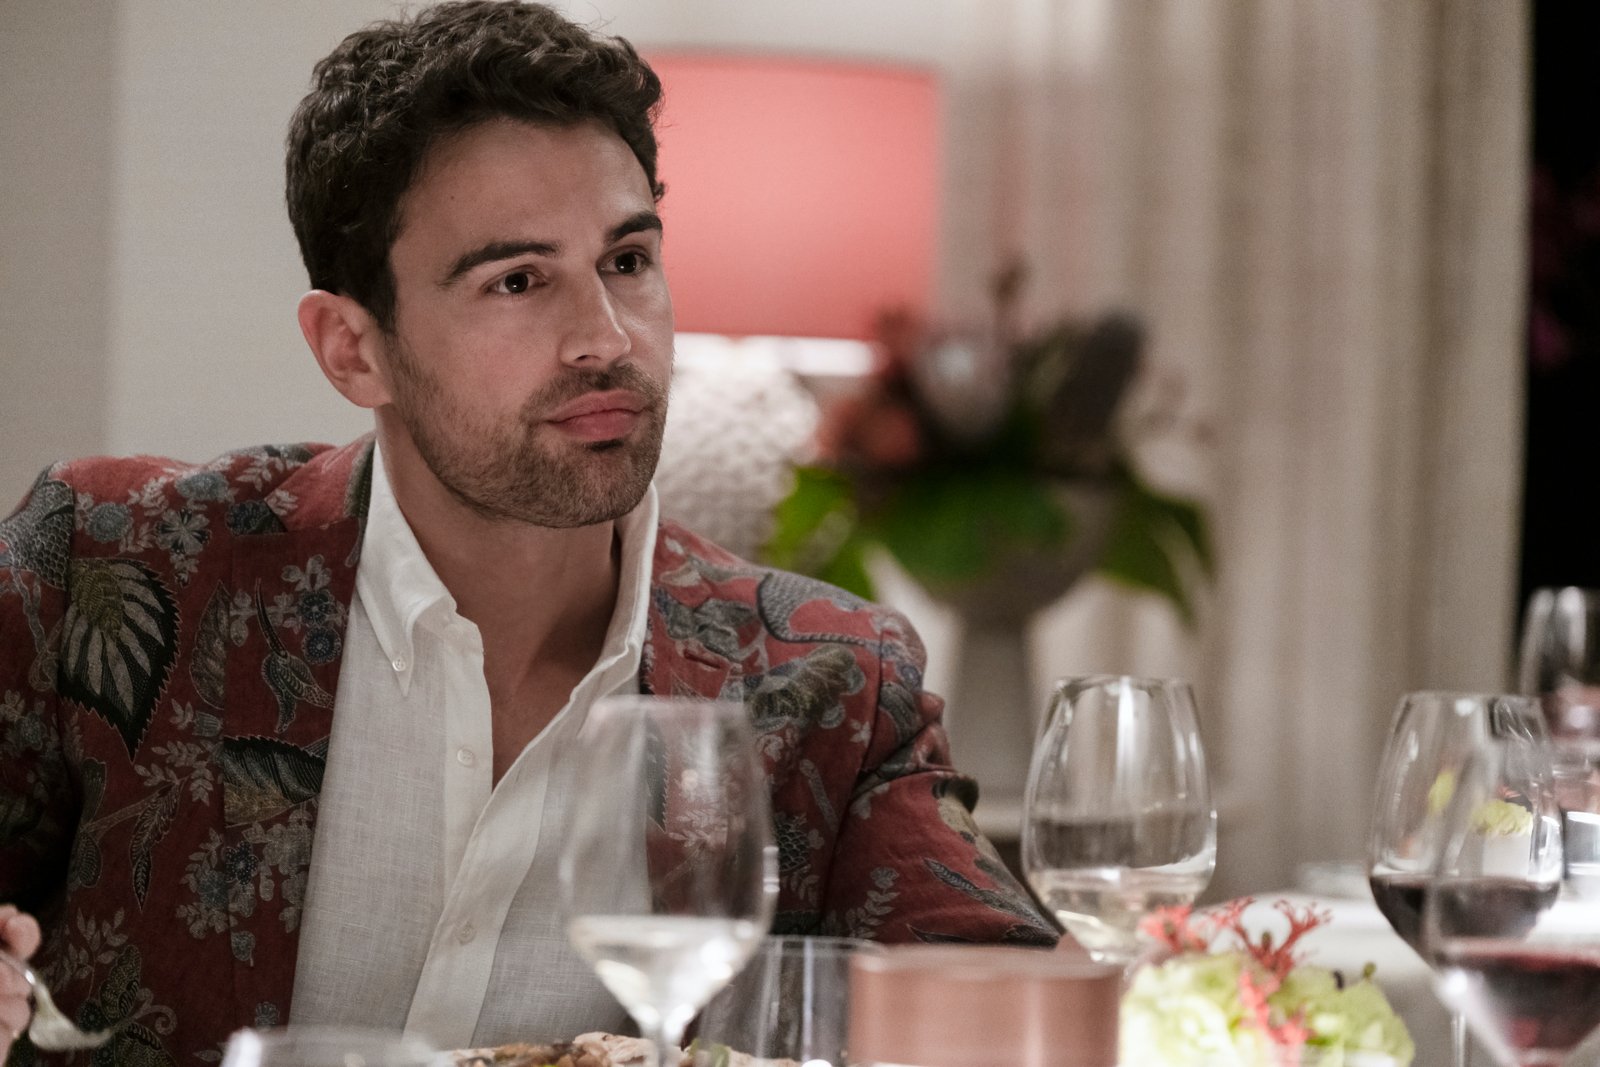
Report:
2,0,1587,902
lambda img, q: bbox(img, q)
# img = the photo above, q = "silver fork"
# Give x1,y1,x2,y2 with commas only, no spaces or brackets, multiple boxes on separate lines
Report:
0,948,123,1051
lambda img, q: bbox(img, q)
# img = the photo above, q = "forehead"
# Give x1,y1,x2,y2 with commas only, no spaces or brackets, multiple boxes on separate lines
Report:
393,117,655,254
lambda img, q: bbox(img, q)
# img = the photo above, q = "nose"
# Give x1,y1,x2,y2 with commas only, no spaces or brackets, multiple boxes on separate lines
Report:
558,275,631,369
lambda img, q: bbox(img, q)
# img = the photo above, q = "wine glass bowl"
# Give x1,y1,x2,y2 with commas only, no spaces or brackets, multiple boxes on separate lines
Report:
559,697,777,1067
1519,586,1600,756
1020,675,1216,965
1368,691,1529,954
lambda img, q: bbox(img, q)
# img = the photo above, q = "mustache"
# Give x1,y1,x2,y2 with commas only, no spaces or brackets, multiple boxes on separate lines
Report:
521,363,668,421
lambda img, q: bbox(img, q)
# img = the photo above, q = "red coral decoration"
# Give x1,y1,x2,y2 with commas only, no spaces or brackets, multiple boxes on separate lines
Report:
1238,967,1312,1058
1139,895,1257,955
1139,903,1212,954
1141,897,1334,1055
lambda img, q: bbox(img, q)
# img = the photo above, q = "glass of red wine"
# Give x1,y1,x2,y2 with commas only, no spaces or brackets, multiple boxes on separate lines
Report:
1420,702,1592,1067
1368,692,1551,1067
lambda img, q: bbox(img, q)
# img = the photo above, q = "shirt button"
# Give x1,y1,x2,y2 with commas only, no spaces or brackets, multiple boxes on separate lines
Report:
457,922,476,944
456,747,476,767
391,657,407,672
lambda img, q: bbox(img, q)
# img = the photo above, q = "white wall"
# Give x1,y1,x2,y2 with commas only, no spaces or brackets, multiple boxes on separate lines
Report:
1,0,995,478
1,1,118,496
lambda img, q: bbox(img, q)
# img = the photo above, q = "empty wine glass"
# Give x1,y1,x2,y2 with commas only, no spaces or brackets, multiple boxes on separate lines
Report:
1021,675,1216,965
219,1026,442,1067
559,696,778,1067
1368,691,1547,1067
1420,705,1587,1067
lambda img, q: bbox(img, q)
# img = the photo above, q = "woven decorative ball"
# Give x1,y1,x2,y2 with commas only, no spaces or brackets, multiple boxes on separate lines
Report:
655,341,820,560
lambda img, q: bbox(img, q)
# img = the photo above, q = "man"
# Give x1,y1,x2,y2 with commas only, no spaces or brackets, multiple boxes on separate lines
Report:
0,2,1054,1061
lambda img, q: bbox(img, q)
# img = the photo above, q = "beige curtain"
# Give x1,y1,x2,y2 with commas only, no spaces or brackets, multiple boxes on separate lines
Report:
922,0,1528,897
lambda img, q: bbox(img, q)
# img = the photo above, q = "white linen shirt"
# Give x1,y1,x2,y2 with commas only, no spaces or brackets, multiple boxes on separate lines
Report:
288,440,656,1049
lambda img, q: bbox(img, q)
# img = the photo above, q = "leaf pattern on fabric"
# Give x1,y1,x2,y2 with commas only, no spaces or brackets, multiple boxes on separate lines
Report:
129,782,180,907
98,940,143,1020
748,645,861,731
254,588,333,733
96,1021,178,1067
836,866,899,937
69,830,103,891
57,558,179,757
190,583,231,710
77,943,179,1066
921,857,1057,938
220,736,325,827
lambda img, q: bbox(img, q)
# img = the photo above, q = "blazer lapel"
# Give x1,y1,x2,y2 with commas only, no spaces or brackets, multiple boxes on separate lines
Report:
217,441,369,1027
641,534,741,701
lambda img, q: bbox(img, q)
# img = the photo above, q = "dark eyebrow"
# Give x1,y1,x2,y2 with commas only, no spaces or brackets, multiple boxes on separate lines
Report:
439,211,664,287
441,239,558,286
607,210,663,245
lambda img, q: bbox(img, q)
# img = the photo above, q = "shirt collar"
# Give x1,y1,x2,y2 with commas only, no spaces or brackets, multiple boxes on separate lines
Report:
355,438,660,697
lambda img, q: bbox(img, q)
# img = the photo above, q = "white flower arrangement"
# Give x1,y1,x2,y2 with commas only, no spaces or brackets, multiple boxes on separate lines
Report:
1119,899,1415,1067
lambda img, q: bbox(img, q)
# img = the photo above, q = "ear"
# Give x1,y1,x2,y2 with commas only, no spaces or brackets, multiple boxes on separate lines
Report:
297,290,394,409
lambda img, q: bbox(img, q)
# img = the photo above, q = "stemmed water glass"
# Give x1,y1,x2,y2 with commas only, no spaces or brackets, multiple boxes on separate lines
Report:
1420,706,1591,1067
1020,675,1216,966
559,697,777,1067
1367,691,1546,1067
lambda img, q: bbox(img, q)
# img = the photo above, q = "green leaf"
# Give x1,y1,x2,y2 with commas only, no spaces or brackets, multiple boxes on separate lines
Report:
1095,476,1208,627
1147,488,1214,577
765,467,859,575
872,468,1068,587
816,534,875,599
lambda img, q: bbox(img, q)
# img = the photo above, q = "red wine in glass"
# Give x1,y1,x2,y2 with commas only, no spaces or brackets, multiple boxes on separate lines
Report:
1369,873,1429,953
1372,874,1553,955
1435,941,1600,1065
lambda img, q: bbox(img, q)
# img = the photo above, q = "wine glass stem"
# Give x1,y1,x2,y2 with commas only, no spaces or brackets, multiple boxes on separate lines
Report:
641,1020,684,1067
1452,1010,1471,1067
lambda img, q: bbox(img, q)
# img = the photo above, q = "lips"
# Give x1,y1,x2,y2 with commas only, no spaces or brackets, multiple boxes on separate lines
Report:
546,389,649,441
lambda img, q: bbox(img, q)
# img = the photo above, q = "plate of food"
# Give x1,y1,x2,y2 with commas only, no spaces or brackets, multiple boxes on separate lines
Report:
450,1032,656,1067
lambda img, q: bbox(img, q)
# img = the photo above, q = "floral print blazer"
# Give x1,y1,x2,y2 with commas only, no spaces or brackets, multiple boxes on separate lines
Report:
0,438,1054,1065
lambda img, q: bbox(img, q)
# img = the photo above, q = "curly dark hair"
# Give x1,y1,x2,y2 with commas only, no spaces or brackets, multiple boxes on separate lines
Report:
285,0,663,329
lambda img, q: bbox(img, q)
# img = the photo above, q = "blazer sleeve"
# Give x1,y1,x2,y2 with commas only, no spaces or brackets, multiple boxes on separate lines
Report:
0,470,77,913
818,608,1058,946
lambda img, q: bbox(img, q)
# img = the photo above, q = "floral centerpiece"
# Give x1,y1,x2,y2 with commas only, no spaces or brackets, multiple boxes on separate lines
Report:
1121,899,1415,1067
762,268,1211,623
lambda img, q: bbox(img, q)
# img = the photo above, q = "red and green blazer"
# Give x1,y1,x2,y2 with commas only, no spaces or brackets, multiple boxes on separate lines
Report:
0,438,1053,1065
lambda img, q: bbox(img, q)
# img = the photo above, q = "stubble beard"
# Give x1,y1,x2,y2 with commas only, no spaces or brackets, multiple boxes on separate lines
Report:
385,339,669,529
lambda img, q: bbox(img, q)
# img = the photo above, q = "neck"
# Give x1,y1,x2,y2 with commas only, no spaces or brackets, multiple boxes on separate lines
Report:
374,423,623,688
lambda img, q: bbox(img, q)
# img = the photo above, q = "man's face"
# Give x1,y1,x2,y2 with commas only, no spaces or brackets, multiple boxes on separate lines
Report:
379,117,673,528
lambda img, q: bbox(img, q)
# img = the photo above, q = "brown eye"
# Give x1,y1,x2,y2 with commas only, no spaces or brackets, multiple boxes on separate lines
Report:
613,252,646,275
500,272,532,294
